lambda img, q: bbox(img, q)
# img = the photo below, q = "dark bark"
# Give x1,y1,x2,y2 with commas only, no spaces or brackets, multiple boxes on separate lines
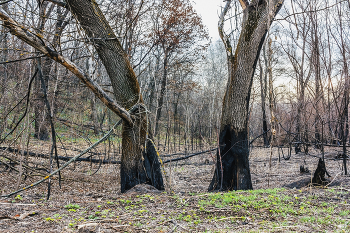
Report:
209,0,284,191
121,113,164,192
209,125,252,190
312,158,330,185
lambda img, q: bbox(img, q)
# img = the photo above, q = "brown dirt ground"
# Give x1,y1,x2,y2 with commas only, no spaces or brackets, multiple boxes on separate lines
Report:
1,141,350,232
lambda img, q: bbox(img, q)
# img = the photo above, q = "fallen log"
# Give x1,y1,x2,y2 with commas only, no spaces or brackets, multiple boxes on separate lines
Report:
163,148,217,164
0,147,121,164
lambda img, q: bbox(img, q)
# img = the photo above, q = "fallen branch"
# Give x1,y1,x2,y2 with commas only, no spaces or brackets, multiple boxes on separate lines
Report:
0,202,36,206
0,119,122,198
163,148,217,164
0,147,121,164
0,104,145,198
2,147,220,165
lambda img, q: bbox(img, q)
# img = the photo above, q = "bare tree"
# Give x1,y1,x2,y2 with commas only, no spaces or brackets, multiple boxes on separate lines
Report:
0,0,164,193
209,0,284,191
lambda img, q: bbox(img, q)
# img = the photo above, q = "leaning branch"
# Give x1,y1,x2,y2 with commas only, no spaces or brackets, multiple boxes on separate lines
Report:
0,0,13,5
0,147,121,164
0,120,122,198
163,148,217,164
0,9,133,125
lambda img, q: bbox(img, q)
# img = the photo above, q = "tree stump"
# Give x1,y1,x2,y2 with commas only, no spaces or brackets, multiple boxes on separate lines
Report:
312,158,331,185
300,165,309,174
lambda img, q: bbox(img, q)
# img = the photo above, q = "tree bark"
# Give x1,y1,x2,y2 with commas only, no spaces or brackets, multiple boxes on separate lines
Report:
209,0,284,191
65,0,164,191
0,1,164,192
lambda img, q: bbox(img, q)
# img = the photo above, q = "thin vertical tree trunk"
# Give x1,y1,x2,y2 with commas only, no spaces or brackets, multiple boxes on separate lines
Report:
155,51,169,136
259,58,269,147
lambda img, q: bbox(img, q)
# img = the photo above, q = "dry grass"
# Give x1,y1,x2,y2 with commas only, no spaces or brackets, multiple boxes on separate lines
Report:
0,141,349,232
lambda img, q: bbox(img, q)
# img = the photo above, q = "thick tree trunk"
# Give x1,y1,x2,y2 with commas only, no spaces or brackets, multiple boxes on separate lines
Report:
209,0,283,191
121,105,164,192
66,0,164,192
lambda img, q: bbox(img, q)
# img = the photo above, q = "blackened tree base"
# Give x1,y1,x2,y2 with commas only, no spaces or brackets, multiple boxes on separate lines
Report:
312,158,331,186
209,125,253,191
121,140,164,193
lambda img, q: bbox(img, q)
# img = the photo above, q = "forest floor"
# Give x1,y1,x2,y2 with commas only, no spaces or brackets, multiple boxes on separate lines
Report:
1,140,350,232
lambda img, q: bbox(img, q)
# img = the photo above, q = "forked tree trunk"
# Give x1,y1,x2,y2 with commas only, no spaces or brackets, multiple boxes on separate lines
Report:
65,0,164,192
209,0,283,191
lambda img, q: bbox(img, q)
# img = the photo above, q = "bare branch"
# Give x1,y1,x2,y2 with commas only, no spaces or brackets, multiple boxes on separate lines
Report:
0,0,13,5
0,55,45,64
46,0,68,8
238,0,249,10
0,8,133,125
219,0,234,59
276,0,347,21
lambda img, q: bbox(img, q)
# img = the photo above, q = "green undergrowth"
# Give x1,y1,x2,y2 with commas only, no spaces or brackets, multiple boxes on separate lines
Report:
194,187,349,231
31,187,350,232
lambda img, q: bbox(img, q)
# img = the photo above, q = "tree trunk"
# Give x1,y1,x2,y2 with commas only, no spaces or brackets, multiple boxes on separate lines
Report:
90,94,100,135
259,59,268,146
34,3,54,141
154,51,169,136
209,0,283,191
65,0,164,192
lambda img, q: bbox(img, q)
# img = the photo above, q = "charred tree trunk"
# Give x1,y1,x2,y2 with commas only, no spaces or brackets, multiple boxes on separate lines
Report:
65,0,164,192
312,158,330,185
209,0,284,191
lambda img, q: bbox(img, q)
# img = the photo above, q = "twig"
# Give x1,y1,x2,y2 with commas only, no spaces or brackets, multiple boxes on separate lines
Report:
0,55,45,64
0,0,14,5
218,216,245,221
169,220,188,232
325,172,342,187
0,202,36,206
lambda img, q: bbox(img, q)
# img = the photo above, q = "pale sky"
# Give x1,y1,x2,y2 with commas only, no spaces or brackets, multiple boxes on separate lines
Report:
191,0,222,41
